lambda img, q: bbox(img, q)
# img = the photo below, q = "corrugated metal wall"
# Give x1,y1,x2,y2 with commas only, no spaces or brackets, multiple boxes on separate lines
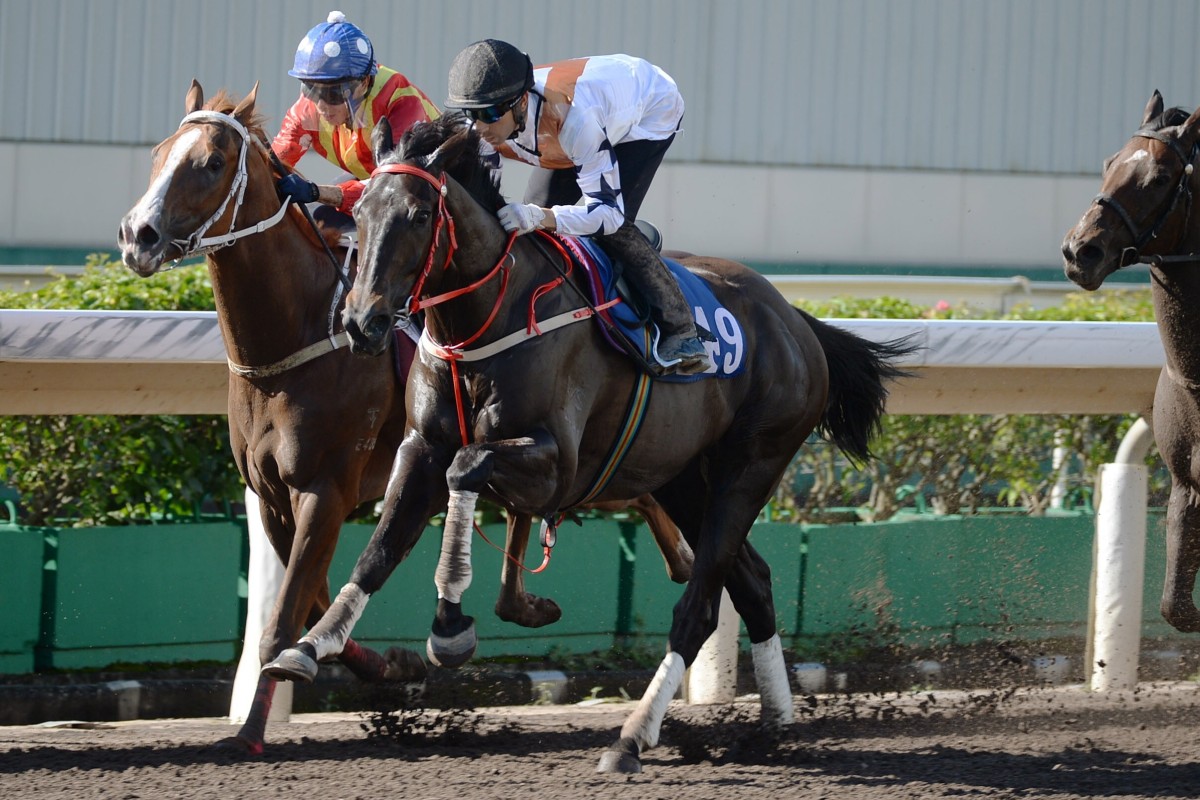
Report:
4,0,1200,174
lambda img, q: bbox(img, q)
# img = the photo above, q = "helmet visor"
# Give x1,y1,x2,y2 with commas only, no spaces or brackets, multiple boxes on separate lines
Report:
462,97,519,124
300,79,361,105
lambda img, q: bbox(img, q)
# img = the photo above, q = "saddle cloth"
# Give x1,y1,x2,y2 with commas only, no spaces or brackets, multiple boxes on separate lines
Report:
560,235,746,383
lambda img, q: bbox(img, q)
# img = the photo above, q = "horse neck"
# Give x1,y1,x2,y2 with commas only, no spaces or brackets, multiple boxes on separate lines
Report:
205,199,342,368
1150,218,1200,382
1151,264,1200,380
421,184,567,348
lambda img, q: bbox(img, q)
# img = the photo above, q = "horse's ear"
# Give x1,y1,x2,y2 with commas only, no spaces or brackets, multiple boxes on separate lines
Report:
233,82,259,124
186,79,204,115
1142,89,1164,126
1183,105,1200,144
373,117,395,163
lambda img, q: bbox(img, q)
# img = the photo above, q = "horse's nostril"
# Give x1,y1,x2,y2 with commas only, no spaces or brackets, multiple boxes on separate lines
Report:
365,314,392,341
1076,243,1104,269
136,224,161,248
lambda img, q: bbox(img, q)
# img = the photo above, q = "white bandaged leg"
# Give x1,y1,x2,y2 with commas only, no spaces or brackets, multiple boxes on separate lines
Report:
752,633,794,727
435,490,478,603
619,651,685,751
299,582,368,662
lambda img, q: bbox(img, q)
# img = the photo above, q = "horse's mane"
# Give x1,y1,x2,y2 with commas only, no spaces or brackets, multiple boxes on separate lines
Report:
1146,106,1192,132
203,90,270,143
387,115,507,212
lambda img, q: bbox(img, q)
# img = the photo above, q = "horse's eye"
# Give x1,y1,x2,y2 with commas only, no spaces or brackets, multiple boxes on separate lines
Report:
412,208,432,225
1152,172,1171,188
205,155,225,173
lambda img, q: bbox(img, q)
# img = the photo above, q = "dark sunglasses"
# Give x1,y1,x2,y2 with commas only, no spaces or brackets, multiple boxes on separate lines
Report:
300,79,361,105
463,97,518,124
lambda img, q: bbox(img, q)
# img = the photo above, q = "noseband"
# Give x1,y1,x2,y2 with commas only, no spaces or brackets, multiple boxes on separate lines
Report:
1092,128,1200,267
170,110,292,260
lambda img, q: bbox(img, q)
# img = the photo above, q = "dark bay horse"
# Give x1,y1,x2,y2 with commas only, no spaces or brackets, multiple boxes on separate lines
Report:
1063,89,1200,633
266,116,914,773
116,83,691,754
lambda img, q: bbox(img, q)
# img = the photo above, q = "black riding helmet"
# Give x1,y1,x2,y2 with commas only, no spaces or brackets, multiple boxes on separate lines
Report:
446,39,534,109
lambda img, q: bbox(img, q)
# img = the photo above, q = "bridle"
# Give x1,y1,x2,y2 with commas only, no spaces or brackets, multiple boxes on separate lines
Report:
168,110,292,260
170,109,355,379
368,162,518,351
1092,128,1200,268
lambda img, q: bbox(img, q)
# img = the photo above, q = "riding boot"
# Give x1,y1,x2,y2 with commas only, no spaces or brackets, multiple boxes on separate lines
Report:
596,223,714,375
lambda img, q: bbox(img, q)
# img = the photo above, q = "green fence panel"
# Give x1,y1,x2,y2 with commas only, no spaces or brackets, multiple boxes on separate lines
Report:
628,519,686,647
796,514,1181,647
624,521,804,652
948,516,1092,643
0,528,48,674
47,523,243,669
1140,510,1176,641
0,511,1183,674
744,523,805,647
330,520,626,659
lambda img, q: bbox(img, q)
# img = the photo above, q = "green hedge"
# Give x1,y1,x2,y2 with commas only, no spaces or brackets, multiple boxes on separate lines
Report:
0,256,1161,525
0,255,240,526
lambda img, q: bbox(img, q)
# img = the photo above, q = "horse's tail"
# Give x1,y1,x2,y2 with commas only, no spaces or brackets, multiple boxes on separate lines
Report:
798,308,919,465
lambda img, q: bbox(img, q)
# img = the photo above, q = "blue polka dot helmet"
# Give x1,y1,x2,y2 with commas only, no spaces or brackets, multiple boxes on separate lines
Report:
289,10,377,81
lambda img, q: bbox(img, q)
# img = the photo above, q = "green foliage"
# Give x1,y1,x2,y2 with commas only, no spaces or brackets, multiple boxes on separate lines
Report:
0,253,214,311
775,289,1160,522
0,255,239,526
0,257,1164,526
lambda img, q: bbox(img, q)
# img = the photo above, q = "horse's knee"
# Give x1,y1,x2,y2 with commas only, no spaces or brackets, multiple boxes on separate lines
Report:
447,447,494,492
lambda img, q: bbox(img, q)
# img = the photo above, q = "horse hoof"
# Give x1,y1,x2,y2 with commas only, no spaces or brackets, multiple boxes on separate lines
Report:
497,594,562,628
426,621,477,669
596,740,642,774
261,646,318,683
384,646,428,682
212,735,263,756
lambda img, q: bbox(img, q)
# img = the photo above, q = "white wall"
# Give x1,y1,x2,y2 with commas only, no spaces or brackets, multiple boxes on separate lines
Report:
18,141,1093,269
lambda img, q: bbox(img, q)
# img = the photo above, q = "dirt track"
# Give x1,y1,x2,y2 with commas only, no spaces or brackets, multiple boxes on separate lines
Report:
2,682,1199,799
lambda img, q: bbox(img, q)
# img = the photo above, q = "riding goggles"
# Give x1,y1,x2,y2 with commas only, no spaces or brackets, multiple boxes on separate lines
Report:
300,79,361,105
463,97,518,124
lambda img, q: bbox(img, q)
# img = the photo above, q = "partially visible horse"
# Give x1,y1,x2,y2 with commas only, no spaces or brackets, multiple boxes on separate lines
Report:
266,115,915,773
116,82,692,754
1063,89,1200,633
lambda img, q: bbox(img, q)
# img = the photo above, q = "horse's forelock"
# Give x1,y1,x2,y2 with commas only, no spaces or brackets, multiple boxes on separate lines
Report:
202,89,268,141
393,117,504,210
1147,106,1192,132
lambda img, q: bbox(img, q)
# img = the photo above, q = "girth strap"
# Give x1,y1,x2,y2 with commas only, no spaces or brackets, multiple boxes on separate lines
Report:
573,344,655,507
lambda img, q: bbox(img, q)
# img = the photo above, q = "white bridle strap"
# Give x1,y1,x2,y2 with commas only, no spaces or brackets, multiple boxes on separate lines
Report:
170,110,292,259
419,306,598,363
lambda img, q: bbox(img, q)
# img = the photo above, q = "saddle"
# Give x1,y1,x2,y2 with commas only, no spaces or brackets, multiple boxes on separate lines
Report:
559,228,746,384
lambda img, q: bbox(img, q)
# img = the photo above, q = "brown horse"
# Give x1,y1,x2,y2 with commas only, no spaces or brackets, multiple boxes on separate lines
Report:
116,83,692,753
265,115,914,773
1063,89,1200,633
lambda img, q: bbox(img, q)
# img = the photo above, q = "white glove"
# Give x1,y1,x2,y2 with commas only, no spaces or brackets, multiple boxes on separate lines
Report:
498,202,545,234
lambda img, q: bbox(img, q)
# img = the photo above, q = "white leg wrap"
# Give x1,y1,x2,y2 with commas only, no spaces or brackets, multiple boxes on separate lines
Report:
753,634,794,727
435,490,478,603
619,651,685,751
299,582,368,662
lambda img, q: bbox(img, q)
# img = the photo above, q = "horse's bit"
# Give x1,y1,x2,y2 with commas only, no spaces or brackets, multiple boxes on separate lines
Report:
1092,128,1200,268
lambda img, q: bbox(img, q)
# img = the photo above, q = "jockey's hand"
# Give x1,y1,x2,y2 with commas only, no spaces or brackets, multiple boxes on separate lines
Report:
277,174,320,204
498,202,545,234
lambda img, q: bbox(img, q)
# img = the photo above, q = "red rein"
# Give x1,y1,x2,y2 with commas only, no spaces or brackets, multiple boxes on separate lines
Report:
368,162,552,574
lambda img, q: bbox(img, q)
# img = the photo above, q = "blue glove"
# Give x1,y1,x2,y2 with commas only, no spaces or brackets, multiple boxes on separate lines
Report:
277,174,319,204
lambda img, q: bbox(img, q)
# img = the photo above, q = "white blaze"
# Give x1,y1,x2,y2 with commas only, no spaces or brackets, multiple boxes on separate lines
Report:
126,128,203,230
